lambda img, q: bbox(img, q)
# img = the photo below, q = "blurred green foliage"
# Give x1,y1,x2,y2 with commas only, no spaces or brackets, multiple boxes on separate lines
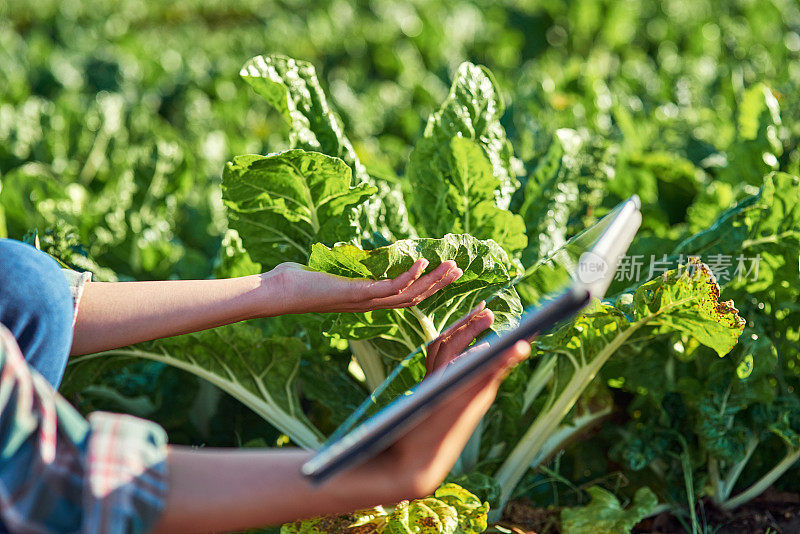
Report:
2,0,800,527
2,0,799,276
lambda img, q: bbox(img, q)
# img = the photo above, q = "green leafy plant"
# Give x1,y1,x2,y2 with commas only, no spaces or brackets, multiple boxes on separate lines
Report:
7,3,800,532
70,53,759,533
280,483,489,534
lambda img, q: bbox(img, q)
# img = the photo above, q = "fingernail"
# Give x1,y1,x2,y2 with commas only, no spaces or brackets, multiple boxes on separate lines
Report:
471,301,486,315
452,268,463,279
419,258,429,270
515,341,531,361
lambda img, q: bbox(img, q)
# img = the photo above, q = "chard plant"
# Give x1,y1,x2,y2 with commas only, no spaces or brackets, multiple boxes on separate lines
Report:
604,171,800,523
281,483,489,534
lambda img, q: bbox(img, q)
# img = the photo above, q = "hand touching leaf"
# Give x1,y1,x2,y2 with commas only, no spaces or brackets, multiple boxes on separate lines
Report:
309,234,523,353
264,259,462,315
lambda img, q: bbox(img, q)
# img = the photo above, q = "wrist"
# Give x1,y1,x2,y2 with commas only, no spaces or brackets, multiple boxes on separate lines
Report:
251,267,302,317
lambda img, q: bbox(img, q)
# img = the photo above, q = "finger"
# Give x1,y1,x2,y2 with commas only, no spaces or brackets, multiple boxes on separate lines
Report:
371,261,458,307
428,309,494,373
489,340,532,381
426,303,487,374
402,267,463,306
364,259,429,299
441,301,486,338
437,308,493,351
435,309,494,367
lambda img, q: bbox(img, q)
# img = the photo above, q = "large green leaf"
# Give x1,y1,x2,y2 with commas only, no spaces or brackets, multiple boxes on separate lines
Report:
239,54,412,241
560,486,658,534
632,261,746,357
222,149,375,267
240,54,368,183
517,129,581,266
406,62,524,255
420,62,517,206
407,134,526,256
309,234,523,353
75,323,324,449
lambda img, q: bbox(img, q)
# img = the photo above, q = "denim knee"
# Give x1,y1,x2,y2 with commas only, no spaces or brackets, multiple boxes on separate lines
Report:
0,239,74,387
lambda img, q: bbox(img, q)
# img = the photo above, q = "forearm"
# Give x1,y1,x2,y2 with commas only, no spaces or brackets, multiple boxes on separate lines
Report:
152,447,409,534
71,275,279,355
70,259,457,355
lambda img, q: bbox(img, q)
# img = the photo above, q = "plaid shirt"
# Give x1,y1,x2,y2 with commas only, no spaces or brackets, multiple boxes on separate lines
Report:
0,271,169,533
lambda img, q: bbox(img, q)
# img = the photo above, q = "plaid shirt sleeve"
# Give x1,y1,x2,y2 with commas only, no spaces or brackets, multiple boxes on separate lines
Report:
0,325,169,533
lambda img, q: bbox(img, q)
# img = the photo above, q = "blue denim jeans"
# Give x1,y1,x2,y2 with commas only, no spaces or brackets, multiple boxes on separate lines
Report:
0,238,74,388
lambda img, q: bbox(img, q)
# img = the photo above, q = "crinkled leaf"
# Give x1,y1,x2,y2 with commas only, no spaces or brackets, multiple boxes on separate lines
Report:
240,54,368,183
433,483,490,534
418,62,517,206
309,234,523,352
387,498,459,534
280,484,486,534
406,62,521,254
633,260,745,356
407,134,526,256
222,149,375,267
239,54,411,241
560,486,658,534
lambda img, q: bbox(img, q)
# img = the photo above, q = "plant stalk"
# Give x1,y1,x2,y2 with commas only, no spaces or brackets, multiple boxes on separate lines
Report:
493,323,639,511
349,339,387,391
722,446,800,510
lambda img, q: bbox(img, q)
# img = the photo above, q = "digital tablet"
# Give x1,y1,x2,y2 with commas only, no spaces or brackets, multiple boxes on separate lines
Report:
301,195,642,483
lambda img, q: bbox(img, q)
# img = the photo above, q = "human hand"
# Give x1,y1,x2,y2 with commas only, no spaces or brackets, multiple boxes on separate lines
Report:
260,259,462,316
348,302,530,501
152,304,528,533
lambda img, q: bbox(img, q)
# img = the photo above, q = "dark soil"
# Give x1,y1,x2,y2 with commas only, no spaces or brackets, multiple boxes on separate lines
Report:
499,488,800,534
